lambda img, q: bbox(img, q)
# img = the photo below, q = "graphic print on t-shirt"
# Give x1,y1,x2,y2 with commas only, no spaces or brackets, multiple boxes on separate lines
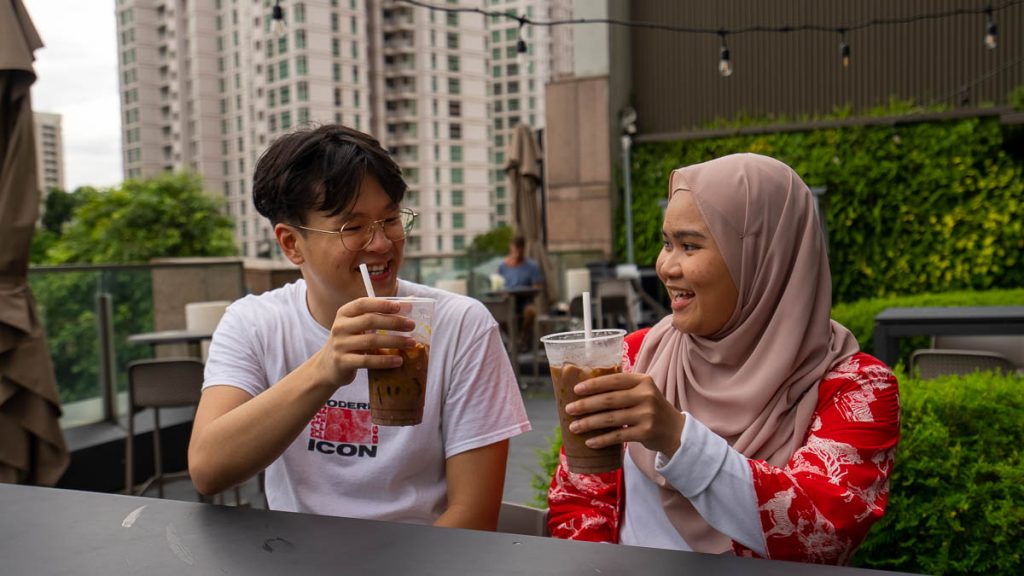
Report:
308,401,379,458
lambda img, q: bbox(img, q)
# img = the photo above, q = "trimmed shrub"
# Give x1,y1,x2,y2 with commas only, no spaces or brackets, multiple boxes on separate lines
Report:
853,370,1024,575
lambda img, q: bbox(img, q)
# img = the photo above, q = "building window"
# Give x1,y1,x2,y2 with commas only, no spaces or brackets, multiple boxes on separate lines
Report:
331,13,339,32
296,55,308,75
280,85,290,105
451,189,463,206
298,107,309,125
295,29,306,49
447,78,460,95
452,213,464,229
447,33,459,49
450,145,462,162
446,12,457,26
279,60,289,80
449,101,461,117
297,81,308,101
333,63,341,82
278,35,287,54
294,2,306,23
332,38,340,56
449,123,462,139
281,111,292,130
451,167,463,184
453,235,465,250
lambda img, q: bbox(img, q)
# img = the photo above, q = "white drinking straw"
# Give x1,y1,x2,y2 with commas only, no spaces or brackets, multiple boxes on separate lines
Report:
582,291,593,344
359,263,376,298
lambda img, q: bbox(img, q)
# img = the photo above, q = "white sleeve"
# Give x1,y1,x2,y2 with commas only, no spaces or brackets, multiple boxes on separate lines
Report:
654,413,766,555
202,301,265,397
440,302,531,458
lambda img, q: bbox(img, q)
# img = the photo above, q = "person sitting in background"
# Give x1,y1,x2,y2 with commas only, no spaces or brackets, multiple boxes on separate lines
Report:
547,153,900,564
498,234,544,350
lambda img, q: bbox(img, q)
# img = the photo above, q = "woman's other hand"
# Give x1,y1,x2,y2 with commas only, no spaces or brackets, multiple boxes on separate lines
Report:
565,373,686,458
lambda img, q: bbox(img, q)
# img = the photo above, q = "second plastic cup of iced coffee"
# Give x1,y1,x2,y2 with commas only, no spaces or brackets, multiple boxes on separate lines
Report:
367,296,435,426
541,329,627,473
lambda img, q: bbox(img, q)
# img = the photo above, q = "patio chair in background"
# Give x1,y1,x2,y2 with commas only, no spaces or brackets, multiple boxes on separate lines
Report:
496,501,549,537
934,335,1023,367
909,349,1017,380
482,294,520,379
533,295,585,378
596,278,639,332
125,358,204,499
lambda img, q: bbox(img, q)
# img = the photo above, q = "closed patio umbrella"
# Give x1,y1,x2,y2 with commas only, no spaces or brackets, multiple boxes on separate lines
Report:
0,0,69,485
504,123,556,307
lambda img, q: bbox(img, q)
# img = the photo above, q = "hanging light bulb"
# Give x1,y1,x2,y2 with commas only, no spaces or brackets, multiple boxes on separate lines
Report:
272,0,286,37
718,33,733,78
516,20,528,70
839,30,851,69
984,7,998,50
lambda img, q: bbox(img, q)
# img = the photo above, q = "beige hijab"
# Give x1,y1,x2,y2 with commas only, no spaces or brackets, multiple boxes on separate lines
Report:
627,153,859,553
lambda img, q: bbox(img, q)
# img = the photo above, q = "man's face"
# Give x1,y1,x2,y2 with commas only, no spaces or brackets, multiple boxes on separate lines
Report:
291,175,405,309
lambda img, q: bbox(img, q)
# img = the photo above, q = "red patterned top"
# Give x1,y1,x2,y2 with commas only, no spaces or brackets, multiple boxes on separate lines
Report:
548,329,900,564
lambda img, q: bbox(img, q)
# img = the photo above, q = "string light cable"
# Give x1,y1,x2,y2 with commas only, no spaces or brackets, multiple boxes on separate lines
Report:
395,0,1021,74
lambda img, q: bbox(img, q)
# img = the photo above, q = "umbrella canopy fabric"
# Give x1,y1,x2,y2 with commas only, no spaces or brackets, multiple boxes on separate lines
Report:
504,123,556,306
0,0,69,486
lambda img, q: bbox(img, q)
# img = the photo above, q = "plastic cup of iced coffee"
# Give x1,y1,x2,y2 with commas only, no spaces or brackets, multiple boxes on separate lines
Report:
540,329,627,474
367,297,435,426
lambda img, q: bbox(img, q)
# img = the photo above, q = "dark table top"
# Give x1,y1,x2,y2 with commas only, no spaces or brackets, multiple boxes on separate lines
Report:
0,484,919,576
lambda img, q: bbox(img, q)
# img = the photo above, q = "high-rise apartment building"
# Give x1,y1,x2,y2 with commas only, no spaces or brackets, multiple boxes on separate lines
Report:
115,0,567,258
482,0,571,227
33,111,65,194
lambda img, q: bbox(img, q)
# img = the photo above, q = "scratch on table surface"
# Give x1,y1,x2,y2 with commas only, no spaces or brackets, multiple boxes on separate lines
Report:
166,524,195,565
121,506,146,528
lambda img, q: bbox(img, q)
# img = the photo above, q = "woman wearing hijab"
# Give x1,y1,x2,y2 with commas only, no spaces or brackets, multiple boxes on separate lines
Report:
547,154,899,564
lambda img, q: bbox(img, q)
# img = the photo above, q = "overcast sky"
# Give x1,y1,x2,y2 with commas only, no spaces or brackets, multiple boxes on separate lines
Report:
23,0,122,191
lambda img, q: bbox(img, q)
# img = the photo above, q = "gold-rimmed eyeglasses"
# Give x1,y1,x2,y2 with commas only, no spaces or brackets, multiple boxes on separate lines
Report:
291,208,417,252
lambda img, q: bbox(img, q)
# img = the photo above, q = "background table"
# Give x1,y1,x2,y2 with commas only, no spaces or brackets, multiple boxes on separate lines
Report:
128,329,214,359
0,484,919,575
872,306,1024,366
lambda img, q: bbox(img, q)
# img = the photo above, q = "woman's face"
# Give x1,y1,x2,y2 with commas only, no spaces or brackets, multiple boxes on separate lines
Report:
656,190,739,337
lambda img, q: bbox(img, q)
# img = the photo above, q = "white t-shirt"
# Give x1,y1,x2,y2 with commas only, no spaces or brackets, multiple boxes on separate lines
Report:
203,279,531,523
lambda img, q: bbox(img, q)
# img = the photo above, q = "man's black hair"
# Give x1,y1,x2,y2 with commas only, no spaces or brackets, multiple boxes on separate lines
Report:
252,124,406,225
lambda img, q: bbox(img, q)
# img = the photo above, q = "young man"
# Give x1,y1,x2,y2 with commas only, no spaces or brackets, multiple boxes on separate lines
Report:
189,125,531,529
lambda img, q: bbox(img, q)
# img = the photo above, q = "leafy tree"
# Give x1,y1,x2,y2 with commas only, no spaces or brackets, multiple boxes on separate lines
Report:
45,173,236,264
467,224,513,259
31,173,238,403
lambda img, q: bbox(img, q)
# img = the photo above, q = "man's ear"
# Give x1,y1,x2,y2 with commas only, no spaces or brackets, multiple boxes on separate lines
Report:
275,223,305,265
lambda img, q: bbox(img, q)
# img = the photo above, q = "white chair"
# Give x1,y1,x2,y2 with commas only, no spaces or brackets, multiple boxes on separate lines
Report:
435,279,468,295
185,300,230,362
497,501,549,537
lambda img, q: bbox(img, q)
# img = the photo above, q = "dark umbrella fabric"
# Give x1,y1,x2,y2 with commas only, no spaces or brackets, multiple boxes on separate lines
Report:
504,123,556,307
0,0,69,485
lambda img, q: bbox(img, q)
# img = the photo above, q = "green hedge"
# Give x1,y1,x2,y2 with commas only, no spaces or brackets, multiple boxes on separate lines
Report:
830,288,1024,363
627,116,1024,304
853,370,1024,575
